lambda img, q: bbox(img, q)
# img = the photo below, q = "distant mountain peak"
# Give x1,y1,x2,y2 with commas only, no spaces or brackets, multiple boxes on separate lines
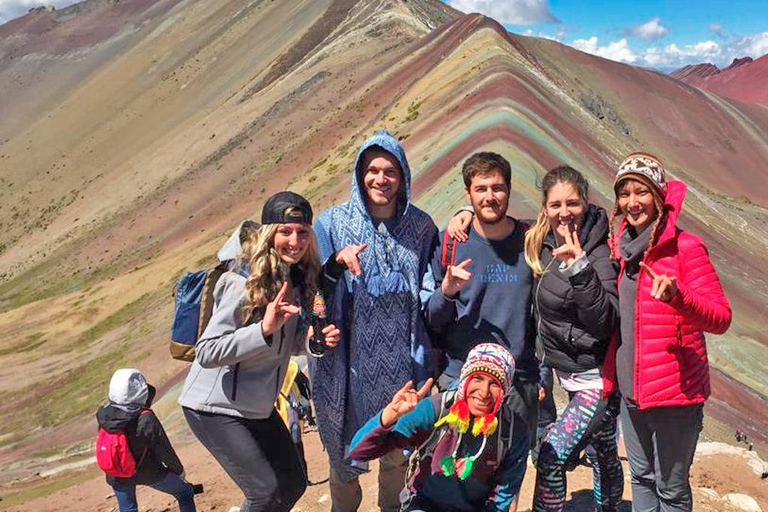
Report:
724,56,753,71
670,53,768,106
669,62,720,81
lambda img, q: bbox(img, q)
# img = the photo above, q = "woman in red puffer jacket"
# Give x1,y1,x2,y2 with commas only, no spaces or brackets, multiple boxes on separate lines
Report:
609,152,731,512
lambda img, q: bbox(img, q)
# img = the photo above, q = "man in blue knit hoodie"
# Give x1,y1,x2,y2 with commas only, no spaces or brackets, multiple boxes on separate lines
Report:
313,130,438,512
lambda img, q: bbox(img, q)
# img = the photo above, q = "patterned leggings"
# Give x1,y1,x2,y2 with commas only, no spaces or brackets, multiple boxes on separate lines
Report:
533,389,623,512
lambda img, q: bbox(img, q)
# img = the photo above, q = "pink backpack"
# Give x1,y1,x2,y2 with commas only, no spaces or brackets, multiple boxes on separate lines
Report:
95,410,150,478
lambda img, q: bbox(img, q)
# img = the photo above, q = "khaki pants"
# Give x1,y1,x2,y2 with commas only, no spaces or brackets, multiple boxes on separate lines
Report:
329,449,408,512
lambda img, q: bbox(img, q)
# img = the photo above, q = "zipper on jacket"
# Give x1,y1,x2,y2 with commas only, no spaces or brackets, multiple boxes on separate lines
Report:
633,266,644,406
275,366,281,402
534,257,557,366
231,363,240,401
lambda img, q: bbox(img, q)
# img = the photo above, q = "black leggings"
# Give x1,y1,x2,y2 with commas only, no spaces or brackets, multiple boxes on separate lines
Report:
183,407,306,512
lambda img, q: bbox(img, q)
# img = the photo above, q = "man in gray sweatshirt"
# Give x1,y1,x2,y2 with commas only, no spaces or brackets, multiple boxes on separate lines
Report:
425,152,538,448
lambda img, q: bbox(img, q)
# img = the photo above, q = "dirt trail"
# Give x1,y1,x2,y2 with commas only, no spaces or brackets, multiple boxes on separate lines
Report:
6,428,767,512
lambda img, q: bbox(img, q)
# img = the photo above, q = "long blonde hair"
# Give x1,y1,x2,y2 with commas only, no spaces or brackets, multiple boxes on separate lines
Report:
524,166,589,276
238,221,320,322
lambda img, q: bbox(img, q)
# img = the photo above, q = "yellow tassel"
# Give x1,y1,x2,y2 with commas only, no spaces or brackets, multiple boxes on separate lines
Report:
471,414,498,436
434,400,471,434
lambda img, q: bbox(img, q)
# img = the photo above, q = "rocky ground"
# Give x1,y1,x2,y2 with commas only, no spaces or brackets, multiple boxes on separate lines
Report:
5,428,766,511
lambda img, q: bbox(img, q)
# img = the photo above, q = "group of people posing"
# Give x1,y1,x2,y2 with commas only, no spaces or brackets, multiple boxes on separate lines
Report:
98,129,732,512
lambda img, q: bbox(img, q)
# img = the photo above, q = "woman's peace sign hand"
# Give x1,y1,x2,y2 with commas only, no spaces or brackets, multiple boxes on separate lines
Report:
262,282,301,337
380,378,434,428
552,225,583,267
640,262,679,302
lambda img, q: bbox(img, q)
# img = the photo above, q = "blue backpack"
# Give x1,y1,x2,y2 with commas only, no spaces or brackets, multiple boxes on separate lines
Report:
170,261,229,361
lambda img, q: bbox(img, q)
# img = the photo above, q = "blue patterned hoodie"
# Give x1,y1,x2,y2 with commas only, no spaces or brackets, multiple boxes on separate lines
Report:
313,130,438,481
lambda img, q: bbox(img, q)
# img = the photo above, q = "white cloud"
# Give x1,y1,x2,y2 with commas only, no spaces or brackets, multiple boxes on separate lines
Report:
669,41,722,59
0,0,77,25
537,32,560,41
709,23,722,34
521,28,562,41
631,17,669,41
640,41,721,68
726,32,768,61
640,32,768,69
598,39,638,63
571,36,598,54
447,0,559,25
571,36,637,64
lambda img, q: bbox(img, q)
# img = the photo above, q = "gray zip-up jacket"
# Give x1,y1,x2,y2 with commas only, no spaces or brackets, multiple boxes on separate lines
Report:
178,272,305,419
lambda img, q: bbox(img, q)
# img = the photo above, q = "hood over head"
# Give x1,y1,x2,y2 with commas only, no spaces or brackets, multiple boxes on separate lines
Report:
109,368,149,408
578,204,609,254
653,180,686,248
217,219,260,263
351,130,412,220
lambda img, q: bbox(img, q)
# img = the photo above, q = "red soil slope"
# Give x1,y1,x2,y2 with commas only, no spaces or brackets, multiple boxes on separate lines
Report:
671,54,768,106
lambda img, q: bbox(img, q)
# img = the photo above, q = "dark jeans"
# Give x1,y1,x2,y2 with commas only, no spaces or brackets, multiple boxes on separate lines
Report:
621,402,703,512
183,407,306,512
404,494,463,512
510,375,540,449
112,471,196,512
537,369,557,435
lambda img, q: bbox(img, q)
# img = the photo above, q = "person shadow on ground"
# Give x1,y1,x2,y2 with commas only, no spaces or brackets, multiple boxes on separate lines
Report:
564,490,632,511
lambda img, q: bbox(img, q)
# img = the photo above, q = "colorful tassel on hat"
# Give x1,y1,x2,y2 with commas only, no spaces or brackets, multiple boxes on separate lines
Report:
434,399,470,434
439,453,475,481
471,413,498,437
455,456,476,480
439,455,455,477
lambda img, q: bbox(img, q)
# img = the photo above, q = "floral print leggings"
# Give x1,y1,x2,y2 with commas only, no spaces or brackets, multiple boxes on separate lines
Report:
533,389,623,511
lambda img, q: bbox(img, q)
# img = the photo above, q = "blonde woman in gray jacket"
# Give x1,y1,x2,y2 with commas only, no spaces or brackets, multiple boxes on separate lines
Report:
179,192,340,512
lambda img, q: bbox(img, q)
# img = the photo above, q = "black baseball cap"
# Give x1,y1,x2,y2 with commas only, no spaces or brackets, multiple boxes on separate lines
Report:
261,191,313,225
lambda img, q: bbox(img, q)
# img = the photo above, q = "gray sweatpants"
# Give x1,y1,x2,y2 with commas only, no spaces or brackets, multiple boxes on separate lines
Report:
620,401,703,512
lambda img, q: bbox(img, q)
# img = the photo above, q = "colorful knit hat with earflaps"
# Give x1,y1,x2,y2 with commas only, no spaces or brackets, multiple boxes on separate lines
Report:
433,343,515,481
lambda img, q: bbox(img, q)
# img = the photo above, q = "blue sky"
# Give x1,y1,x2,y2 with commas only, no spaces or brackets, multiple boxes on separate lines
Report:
2,1,766,70
446,0,768,69
0,0,77,24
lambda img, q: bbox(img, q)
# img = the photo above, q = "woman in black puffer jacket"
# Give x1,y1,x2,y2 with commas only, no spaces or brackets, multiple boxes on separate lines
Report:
526,166,623,512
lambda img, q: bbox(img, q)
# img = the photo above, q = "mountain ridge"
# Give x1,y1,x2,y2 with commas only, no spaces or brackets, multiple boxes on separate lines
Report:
671,53,768,106
0,0,767,506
